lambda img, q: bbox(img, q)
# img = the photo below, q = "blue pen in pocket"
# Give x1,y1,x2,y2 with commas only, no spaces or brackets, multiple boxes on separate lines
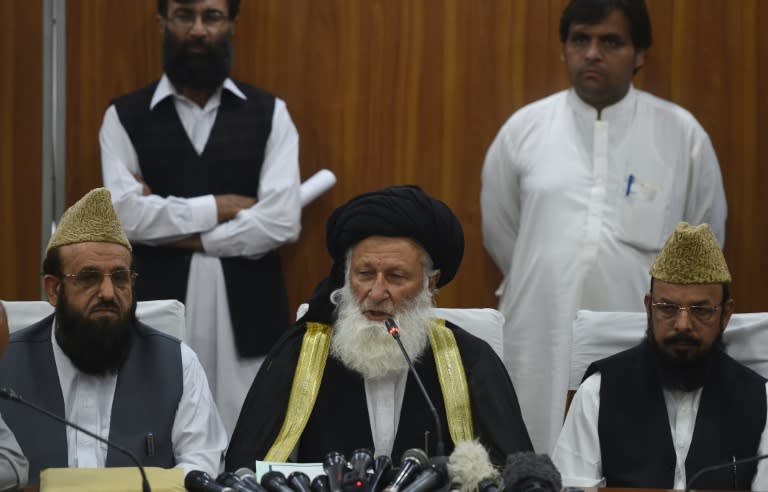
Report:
625,174,635,196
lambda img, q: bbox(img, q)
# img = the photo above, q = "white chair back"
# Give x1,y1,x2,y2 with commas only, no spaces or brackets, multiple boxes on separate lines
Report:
570,310,768,391
295,303,505,360
1,299,186,341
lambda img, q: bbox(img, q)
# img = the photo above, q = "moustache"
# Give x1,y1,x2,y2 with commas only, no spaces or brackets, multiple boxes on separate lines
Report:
663,333,701,347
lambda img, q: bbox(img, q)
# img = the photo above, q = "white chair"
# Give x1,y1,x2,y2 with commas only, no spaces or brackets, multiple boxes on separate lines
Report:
1,299,186,341
569,309,768,392
295,303,505,360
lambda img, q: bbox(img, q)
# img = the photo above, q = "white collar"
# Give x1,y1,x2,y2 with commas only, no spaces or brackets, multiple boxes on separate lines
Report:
149,74,246,110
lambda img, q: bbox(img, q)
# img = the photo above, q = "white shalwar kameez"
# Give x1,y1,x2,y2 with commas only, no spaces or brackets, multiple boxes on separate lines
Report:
481,86,727,452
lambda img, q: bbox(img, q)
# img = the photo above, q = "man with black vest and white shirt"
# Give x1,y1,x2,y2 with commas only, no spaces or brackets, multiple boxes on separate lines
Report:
99,0,301,436
0,188,227,485
553,222,768,490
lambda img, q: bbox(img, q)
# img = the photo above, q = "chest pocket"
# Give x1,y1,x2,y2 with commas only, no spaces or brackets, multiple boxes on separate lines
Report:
616,169,673,252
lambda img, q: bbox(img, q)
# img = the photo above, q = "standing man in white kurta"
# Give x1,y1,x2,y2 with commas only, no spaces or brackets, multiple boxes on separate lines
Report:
99,0,301,437
481,0,727,452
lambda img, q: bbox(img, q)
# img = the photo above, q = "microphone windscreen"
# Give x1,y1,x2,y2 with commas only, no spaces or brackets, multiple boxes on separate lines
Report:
447,440,498,492
502,452,561,492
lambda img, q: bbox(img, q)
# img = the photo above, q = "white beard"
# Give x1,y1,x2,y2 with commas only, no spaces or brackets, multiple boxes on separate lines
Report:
330,283,434,379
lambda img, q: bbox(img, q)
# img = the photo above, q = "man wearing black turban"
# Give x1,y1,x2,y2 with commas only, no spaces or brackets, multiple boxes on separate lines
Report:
226,186,532,469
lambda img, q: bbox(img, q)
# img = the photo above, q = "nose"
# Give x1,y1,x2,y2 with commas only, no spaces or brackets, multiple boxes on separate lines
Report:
367,274,390,304
585,39,602,60
189,15,207,36
673,308,694,333
97,275,116,301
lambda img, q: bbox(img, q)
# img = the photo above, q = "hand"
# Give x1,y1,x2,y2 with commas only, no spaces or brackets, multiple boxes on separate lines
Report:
215,194,257,223
132,173,152,196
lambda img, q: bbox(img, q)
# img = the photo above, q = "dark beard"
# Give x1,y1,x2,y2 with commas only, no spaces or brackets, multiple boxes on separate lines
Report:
645,317,724,391
54,286,137,376
162,27,233,93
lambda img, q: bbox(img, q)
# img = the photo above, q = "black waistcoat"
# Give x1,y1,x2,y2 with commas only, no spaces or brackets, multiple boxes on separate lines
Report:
585,343,766,490
112,80,289,357
0,315,182,484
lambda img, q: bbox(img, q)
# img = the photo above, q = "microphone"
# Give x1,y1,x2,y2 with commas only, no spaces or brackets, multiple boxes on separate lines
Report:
384,318,445,457
324,451,348,492
382,448,429,492
343,448,374,491
685,453,768,492
287,471,313,492
399,456,448,492
367,455,393,492
0,387,152,492
446,440,498,492
218,471,262,492
185,470,236,492
311,474,331,492
235,468,269,492
261,470,296,492
502,452,561,492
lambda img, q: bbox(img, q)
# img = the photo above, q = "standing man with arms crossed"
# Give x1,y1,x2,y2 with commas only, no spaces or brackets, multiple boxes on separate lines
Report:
481,0,727,452
100,0,302,436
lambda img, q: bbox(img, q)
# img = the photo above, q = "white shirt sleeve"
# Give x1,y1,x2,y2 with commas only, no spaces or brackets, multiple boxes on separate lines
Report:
99,104,219,244
0,412,27,490
172,343,228,477
480,121,521,276
751,383,768,491
552,373,605,488
200,98,302,258
684,128,727,246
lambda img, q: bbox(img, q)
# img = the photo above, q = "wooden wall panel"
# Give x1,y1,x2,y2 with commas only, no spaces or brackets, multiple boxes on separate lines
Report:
64,0,768,313
0,0,43,300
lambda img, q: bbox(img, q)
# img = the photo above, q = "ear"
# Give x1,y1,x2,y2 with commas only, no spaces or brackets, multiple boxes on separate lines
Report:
428,271,441,292
720,297,736,331
643,293,652,313
634,49,646,72
43,275,61,307
156,13,166,33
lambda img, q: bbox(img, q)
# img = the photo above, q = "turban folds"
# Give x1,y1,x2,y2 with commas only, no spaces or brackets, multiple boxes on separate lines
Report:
326,185,464,288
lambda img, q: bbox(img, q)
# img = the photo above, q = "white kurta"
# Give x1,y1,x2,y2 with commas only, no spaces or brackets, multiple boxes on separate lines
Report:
481,86,727,452
553,373,768,490
50,321,227,477
100,75,302,436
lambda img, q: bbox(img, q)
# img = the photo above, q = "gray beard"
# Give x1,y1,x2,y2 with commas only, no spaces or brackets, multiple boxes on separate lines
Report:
330,284,434,379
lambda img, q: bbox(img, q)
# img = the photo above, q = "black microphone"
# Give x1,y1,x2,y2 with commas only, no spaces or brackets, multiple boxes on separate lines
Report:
685,453,768,492
502,452,561,492
185,470,236,492
343,448,374,491
234,468,269,492
382,448,429,492
399,456,448,492
0,387,152,492
261,470,296,492
218,471,261,492
367,455,393,492
384,318,445,457
287,471,313,492
324,451,348,492
311,474,331,492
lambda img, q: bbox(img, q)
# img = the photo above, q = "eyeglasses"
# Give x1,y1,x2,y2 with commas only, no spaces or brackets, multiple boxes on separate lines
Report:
651,301,721,323
166,10,229,32
61,269,138,291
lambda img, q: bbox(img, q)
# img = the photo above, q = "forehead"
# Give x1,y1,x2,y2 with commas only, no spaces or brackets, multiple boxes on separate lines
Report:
568,8,632,38
57,242,132,271
652,279,724,304
168,0,228,13
350,236,424,269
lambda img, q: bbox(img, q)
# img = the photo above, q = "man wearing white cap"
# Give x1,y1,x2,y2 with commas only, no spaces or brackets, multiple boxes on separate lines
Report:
553,222,768,490
0,188,227,485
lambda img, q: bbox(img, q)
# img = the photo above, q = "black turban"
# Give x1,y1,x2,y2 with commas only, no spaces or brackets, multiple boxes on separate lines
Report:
303,185,464,324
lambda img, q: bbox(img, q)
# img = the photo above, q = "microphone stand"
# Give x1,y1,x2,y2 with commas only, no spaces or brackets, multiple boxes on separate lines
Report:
0,387,152,492
384,319,445,457
685,453,768,492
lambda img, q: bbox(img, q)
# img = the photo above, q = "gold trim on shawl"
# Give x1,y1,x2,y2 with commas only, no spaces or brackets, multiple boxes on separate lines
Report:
265,322,332,461
428,318,475,444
